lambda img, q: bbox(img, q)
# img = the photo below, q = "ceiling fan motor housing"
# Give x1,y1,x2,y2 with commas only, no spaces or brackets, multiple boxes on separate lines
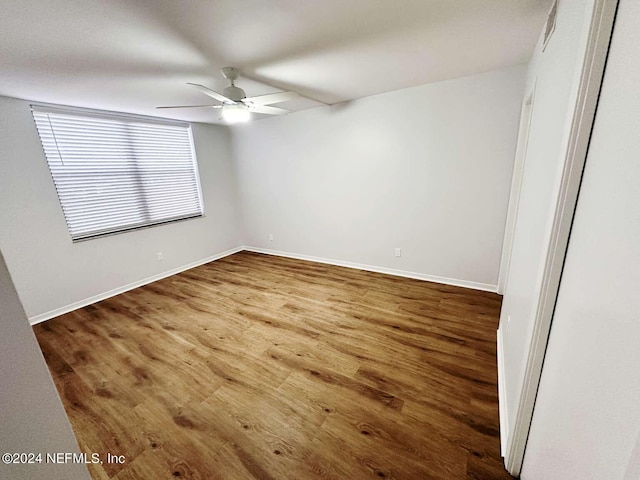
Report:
222,85,246,102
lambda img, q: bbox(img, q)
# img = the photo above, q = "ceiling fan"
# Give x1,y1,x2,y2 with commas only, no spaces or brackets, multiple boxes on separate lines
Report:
157,67,298,123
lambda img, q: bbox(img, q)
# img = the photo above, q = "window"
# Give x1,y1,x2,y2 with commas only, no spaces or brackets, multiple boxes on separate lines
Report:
31,105,204,241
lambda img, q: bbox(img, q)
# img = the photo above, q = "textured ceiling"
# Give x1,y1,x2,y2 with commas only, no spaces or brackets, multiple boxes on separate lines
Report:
0,0,551,124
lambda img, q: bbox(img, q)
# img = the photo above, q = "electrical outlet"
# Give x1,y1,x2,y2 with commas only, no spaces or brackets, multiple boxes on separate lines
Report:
157,252,164,261
395,248,401,257
269,234,274,241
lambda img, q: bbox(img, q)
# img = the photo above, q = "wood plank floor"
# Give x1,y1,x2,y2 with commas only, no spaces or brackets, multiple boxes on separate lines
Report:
34,251,512,480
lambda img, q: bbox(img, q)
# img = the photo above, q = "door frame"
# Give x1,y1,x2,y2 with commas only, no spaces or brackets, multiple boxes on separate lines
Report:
498,87,536,296
504,0,619,475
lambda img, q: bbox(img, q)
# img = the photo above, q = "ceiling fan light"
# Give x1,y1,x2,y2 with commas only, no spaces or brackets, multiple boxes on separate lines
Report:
222,103,250,124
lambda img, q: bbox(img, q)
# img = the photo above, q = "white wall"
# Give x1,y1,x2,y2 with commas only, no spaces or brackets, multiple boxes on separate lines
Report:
0,249,90,480
233,66,526,290
522,1,640,477
0,95,242,321
498,0,596,446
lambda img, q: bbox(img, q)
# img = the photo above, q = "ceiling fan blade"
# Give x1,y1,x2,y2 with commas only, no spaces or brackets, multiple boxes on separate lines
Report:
249,105,289,116
156,105,222,109
244,91,299,106
186,82,231,103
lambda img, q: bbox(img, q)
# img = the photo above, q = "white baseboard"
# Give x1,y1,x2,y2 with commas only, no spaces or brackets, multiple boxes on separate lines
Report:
29,247,243,325
497,326,509,457
243,246,498,293
30,246,497,325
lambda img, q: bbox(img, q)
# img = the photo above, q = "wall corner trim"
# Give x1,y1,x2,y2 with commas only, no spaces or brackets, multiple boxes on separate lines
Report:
497,326,509,458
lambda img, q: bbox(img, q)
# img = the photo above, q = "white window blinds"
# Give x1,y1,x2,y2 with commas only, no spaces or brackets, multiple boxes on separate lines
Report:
31,106,204,241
